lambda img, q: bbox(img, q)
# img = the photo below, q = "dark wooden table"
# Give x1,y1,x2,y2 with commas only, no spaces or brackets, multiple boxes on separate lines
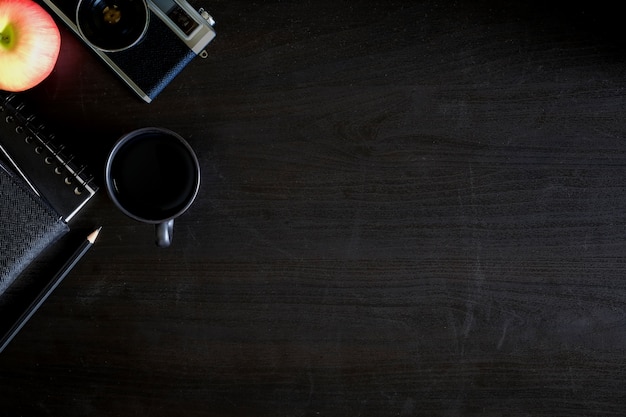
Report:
2,0,626,415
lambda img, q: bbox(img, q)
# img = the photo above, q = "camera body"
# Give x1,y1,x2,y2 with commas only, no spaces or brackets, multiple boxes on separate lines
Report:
39,0,216,103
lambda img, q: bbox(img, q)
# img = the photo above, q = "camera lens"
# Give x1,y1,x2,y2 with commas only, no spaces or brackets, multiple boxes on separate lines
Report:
76,0,149,52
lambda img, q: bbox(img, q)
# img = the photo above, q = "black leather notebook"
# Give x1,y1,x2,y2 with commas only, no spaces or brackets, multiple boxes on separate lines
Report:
0,163,69,294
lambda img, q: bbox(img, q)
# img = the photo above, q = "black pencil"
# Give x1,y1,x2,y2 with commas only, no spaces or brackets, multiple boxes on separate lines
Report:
0,227,102,353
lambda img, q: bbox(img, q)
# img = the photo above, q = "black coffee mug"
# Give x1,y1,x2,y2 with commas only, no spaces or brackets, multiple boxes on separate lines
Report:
105,127,200,247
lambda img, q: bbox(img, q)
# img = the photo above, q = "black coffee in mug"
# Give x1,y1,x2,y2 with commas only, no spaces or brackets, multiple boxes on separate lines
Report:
105,127,200,247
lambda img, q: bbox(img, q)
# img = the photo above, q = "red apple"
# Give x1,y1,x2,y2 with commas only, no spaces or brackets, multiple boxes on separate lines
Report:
0,0,61,92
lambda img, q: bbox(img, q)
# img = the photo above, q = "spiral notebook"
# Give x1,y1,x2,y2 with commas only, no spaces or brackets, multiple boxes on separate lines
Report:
0,91,98,295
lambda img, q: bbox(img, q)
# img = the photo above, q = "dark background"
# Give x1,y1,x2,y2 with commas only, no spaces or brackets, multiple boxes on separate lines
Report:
2,0,626,415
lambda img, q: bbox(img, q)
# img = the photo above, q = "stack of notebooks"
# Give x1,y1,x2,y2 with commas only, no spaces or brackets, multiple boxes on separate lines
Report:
0,91,98,351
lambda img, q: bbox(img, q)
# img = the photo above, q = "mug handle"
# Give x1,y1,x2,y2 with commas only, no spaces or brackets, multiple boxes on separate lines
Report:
156,219,174,248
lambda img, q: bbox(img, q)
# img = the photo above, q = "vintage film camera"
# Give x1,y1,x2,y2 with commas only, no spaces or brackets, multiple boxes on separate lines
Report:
39,0,216,103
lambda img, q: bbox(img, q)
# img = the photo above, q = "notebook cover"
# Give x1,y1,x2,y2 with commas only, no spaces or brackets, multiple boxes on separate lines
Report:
0,164,69,295
0,92,98,222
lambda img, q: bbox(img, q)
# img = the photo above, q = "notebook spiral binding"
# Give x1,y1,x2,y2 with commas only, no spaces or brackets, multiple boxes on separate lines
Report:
0,92,98,222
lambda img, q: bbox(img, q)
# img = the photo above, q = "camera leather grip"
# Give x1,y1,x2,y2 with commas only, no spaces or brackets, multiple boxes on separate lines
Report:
105,15,197,100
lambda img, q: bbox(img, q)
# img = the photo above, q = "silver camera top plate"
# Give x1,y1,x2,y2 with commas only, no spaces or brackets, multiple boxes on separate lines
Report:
148,0,216,56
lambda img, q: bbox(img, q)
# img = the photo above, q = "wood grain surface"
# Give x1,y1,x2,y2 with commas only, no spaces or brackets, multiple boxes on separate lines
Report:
2,0,626,415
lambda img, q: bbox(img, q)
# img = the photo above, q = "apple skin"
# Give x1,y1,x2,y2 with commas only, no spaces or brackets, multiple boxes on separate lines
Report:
0,0,61,92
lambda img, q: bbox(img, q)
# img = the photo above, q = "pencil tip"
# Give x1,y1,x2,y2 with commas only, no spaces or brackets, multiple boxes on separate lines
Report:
87,227,102,244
